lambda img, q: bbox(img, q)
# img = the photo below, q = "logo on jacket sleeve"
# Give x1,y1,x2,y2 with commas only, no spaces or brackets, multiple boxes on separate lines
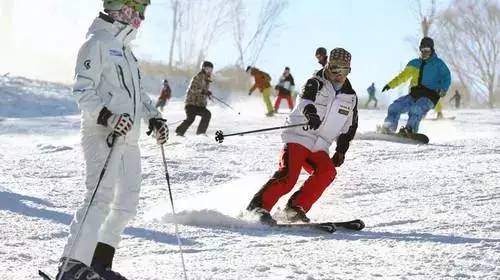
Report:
109,49,123,57
84,60,91,70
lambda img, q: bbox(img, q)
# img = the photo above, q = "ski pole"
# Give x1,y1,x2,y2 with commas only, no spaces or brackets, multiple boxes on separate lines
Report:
160,144,188,280
215,122,309,143
58,133,117,280
211,95,241,115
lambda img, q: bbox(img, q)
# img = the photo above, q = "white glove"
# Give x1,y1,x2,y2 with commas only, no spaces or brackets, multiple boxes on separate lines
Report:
148,118,169,144
97,107,133,136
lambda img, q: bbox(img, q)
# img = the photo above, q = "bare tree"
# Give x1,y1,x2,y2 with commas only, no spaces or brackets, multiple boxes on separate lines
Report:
415,0,437,36
435,0,499,107
231,0,288,68
406,0,438,51
168,0,182,68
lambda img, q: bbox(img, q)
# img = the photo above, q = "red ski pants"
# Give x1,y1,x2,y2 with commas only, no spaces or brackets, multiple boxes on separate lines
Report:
274,95,294,110
255,143,336,212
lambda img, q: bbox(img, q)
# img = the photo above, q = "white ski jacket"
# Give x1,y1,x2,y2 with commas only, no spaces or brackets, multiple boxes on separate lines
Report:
282,69,358,154
73,13,160,144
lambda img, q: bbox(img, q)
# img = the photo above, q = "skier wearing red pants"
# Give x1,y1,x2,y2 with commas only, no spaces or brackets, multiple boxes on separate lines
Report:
247,48,358,225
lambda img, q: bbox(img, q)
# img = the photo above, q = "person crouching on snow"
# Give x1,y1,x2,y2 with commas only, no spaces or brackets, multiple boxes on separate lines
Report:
380,37,451,135
57,1,168,279
175,61,214,137
247,48,358,225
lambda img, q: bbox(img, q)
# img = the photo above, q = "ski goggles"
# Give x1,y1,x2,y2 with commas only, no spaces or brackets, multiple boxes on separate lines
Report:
420,47,432,53
327,64,351,76
105,0,150,19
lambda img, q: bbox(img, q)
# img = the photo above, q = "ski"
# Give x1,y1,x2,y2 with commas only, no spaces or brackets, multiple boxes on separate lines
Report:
273,219,365,233
39,270,53,280
274,222,337,233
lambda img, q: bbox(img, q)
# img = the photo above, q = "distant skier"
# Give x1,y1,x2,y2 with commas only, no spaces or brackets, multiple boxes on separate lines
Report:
434,100,444,119
365,82,378,108
175,61,214,136
57,1,169,280
315,47,328,67
274,66,295,112
380,37,451,135
247,66,274,116
247,48,358,225
449,89,461,109
155,79,172,112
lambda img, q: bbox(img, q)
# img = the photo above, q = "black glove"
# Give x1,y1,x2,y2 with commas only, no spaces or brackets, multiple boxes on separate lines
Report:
382,84,390,92
97,107,133,136
303,104,321,130
248,91,252,96
331,152,345,167
148,118,169,145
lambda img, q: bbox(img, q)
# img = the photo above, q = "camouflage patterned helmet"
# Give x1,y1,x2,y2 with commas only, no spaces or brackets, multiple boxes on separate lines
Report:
103,0,150,14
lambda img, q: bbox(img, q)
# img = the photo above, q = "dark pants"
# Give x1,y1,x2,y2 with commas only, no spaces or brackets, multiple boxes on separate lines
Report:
175,105,211,136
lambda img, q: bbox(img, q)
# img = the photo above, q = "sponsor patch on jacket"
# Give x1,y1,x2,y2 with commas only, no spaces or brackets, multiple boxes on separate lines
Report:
338,108,349,115
109,49,123,57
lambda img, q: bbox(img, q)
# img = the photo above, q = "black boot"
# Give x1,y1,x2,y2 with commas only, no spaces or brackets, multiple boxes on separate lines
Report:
56,258,105,280
91,242,129,280
285,205,310,223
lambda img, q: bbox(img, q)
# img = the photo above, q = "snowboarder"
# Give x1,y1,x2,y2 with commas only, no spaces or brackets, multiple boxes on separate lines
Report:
247,66,274,116
380,37,451,135
155,79,172,112
449,89,461,109
57,1,169,280
315,47,328,67
247,48,358,225
274,66,295,112
175,61,214,136
365,82,378,108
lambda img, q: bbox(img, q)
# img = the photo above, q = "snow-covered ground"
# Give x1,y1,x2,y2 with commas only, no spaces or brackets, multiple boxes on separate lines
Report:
1,77,499,279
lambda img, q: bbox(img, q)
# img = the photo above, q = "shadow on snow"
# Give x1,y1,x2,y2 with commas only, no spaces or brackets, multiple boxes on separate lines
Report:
0,190,196,246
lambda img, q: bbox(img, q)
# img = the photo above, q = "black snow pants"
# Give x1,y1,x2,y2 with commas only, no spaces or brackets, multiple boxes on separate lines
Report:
175,105,211,136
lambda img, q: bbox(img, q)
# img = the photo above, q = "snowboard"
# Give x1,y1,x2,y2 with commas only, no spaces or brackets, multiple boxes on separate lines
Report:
272,219,365,233
426,116,456,121
376,125,429,144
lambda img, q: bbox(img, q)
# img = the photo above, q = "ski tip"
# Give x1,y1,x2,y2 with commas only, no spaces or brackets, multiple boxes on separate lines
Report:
39,270,52,280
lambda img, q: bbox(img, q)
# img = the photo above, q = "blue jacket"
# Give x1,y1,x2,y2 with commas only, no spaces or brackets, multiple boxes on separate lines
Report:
388,53,451,93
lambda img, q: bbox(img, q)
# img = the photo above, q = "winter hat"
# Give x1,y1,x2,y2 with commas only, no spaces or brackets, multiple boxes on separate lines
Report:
329,48,351,67
202,61,214,69
246,66,252,73
315,47,327,56
419,37,434,50
284,66,290,71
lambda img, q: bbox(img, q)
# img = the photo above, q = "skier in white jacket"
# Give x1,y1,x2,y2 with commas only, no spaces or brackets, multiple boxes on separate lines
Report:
247,48,358,225
56,1,168,280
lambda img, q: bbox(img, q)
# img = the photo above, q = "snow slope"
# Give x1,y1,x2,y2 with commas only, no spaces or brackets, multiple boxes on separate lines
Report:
0,77,499,279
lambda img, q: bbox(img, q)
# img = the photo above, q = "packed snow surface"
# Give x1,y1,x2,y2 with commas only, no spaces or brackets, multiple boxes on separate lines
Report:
0,77,499,279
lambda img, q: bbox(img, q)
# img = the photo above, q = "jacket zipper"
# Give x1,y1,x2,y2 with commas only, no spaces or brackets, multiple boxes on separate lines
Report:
123,47,137,119
117,65,132,99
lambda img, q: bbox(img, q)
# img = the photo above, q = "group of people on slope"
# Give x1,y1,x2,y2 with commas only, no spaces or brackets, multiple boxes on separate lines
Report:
53,0,453,279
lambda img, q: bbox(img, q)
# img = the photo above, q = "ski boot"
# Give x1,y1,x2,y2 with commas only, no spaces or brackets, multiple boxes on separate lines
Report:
92,262,129,280
91,242,129,280
249,207,277,226
56,258,105,280
398,126,414,138
285,205,310,223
